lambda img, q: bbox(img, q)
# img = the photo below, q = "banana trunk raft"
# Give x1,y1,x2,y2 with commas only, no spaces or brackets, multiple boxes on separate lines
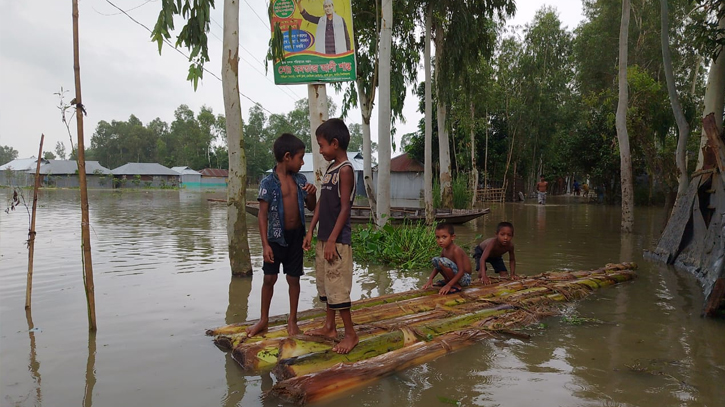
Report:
207,263,637,404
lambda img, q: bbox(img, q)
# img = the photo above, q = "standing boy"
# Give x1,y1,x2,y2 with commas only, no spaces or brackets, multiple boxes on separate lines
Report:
421,223,472,295
302,118,358,354
247,133,317,337
536,175,548,205
473,222,516,285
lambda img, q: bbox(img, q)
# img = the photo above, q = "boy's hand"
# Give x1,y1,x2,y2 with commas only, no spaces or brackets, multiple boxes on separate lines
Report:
479,274,491,285
303,183,317,195
421,280,433,290
323,242,338,262
438,285,453,295
302,234,312,251
263,244,274,263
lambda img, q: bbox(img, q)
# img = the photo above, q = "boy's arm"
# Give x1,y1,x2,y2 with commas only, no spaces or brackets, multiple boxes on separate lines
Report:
478,243,493,285
508,244,516,279
438,248,469,294
421,268,438,290
258,200,274,263
303,202,320,251
303,183,317,211
323,165,354,262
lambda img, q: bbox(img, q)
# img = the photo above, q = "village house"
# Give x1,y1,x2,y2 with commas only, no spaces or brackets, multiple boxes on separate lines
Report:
199,168,228,188
0,158,111,188
111,163,180,188
171,166,202,188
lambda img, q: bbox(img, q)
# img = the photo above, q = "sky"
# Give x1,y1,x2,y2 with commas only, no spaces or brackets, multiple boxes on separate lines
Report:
0,0,584,160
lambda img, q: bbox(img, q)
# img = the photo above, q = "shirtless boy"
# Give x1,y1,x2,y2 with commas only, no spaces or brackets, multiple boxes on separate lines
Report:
247,133,316,337
473,222,516,285
422,223,472,295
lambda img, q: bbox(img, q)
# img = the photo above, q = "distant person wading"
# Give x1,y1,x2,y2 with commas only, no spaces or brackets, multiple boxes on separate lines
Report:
297,0,351,55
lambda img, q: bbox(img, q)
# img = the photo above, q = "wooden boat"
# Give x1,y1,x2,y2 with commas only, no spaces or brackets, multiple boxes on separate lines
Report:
242,201,489,224
207,263,637,405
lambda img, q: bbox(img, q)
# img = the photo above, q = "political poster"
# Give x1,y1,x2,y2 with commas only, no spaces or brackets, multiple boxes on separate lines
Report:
270,0,356,85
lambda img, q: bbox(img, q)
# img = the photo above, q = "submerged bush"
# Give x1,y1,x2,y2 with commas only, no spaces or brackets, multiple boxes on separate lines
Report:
304,222,440,271
352,221,439,271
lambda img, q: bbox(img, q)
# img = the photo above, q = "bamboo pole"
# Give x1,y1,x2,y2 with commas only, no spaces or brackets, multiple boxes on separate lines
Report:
72,0,97,331
25,134,44,310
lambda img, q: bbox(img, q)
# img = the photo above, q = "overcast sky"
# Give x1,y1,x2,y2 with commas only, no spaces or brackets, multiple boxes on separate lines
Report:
0,0,584,160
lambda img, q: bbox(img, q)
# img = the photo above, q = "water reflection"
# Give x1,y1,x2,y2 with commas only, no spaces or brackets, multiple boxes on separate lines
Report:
26,309,42,406
223,276,252,407
83,332,96,407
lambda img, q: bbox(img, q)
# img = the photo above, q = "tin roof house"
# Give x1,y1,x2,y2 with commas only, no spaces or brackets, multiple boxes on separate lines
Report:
38,160,112,188
199,168,228,188
372,153,424,203
0,158,111,188
111,163,180,188
0,157,48,186
171,166,202,188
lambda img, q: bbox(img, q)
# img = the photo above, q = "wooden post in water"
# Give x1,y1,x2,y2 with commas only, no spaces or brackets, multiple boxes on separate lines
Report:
25,134,44,310
72,0,97,331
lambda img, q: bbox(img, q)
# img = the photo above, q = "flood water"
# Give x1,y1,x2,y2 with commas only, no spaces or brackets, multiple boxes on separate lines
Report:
1,189,724,407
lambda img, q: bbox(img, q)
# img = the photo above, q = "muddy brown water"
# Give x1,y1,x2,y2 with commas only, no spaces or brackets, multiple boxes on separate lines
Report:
1,189,723,407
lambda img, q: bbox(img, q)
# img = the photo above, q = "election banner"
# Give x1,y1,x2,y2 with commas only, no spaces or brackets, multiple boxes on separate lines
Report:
270,0,357,85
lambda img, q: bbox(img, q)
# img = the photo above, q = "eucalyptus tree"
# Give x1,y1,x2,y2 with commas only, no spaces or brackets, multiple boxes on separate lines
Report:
616,0,634,232
661,0,691,200
335,0,419,224
153,0,252,276
427,0,515,208
377,0,393,226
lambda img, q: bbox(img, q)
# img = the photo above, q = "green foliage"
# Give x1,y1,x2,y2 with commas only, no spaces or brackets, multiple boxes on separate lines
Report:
306,222,440,271
451,174,471,209
152,0,215,89
43,151,56,160
0,145,18,165
351,222,440,271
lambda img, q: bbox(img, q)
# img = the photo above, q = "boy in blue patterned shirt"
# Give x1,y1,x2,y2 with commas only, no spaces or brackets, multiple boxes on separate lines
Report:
246,133,316,337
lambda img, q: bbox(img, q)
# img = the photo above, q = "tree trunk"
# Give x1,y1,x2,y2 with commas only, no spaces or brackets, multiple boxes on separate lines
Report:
616,0,634,233
424,4,434,224
660,0,690,201
470,102,478,207
434,25,453,209
376,0,393,227
72,0,97,331
697,12,725,167
356,78,377,224
223,0,252,276
308,84,329,190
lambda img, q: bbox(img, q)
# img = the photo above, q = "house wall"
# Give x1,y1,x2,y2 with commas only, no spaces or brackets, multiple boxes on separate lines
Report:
0,171,34,187
372,171,424,201
112,175,180,188
44,175,112,188
180,174,202,188
201,177,227,188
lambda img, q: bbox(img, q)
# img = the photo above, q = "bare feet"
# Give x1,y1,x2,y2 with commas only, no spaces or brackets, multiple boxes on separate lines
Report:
305,326,338,340
332,333,359,354
287,321,301,336
245,319,268,337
